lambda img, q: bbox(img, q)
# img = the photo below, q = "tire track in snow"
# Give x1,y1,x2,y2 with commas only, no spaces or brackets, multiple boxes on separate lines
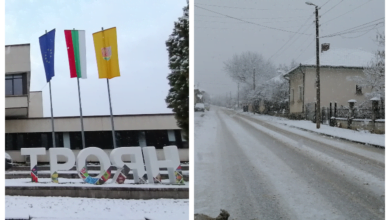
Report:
225,111,384,219
218,110,347,220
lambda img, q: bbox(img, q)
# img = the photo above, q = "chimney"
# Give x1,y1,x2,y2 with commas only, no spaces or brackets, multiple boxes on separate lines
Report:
321,43,330,53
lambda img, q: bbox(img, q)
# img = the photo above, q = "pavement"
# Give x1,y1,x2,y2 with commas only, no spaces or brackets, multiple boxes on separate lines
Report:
195,106,384,220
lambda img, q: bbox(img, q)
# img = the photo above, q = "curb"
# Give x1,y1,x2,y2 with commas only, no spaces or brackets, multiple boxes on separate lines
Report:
233,110,385,149
282,124,385,149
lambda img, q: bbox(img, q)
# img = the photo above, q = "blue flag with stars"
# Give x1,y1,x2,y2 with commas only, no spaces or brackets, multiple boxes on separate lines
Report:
39,29,56,82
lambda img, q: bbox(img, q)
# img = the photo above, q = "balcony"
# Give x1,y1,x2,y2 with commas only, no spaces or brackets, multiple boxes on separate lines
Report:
5,95,29,118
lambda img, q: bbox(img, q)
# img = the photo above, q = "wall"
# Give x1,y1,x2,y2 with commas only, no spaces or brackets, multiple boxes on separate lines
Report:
304,67,369,110
289,69,304,113
5,44,30,73
28,91,44,117
6,114,180,133
334,118,385,134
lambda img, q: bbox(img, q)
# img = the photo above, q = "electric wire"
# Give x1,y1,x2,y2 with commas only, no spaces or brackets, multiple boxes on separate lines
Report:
321,0,344,17
195,5,312,35
322,0,373,25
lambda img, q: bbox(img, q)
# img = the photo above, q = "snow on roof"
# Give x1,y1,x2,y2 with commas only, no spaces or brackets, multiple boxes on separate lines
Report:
301,48,374,68
268,74,286,84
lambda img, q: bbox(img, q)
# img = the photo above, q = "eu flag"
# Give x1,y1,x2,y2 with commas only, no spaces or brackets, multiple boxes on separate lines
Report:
39,29,56,82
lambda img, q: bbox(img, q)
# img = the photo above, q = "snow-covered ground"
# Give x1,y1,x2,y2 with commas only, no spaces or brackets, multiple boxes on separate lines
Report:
238,111,385,147
5,196,188,220
5,178,189,188
195,106,384,219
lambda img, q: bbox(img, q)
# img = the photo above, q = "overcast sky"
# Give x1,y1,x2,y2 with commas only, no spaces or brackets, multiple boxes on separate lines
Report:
5,0,186,117
194,0,384,98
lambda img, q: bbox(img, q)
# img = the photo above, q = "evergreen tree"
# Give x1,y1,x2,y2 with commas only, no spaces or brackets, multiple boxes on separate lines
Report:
165,2,189,139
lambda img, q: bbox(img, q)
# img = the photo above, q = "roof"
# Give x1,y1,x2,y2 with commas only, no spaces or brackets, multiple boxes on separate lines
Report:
5,43,30,47
301,48,374,68
284,48,374,77
268,74,286,84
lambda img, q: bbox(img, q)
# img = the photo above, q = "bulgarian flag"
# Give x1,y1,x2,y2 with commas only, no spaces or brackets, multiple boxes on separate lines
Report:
64,30,87,78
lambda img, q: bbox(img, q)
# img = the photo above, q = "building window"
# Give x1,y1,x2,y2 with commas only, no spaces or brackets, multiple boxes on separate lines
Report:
5,74,27,96
145,130,169,149
116,131,139,147
299,86,303,101
356,85,362,95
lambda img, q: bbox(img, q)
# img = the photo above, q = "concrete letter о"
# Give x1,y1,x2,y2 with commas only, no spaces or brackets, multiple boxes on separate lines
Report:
76,147,112,184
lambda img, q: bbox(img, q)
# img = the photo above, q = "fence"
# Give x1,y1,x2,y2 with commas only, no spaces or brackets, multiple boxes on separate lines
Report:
314,105,384,126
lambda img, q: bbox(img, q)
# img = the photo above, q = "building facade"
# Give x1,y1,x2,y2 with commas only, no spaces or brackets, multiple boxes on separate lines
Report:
5,44,188,162
285,49,373,117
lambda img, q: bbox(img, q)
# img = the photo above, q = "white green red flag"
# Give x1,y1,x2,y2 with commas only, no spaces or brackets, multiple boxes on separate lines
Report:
64,30,87,78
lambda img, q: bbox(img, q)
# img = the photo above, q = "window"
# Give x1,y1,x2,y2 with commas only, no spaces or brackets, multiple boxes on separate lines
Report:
5,74,26,96
290,89,294,102
356,85,362,95
5,132,63,150
299,86,303,101
145,130,169,149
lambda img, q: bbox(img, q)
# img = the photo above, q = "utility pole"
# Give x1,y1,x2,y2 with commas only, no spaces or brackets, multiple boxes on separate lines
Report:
237,83,239,109
306,2,321,129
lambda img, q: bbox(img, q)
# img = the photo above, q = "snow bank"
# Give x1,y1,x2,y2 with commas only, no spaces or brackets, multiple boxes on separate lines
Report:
6,178,189,188
5,196,188,220
240,113,384,147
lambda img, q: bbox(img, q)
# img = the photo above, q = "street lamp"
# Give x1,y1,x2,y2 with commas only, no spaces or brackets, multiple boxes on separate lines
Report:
305,2,316,6
306,1,321,129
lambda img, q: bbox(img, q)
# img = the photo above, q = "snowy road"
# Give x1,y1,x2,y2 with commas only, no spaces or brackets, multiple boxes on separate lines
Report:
195,106,384,220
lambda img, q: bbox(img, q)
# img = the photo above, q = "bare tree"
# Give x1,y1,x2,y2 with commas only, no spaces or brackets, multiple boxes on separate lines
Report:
223,51,276,87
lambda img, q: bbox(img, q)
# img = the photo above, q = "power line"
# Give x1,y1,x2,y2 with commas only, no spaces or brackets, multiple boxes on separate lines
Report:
321,18,384,38
321,0,344,17
320,0,332,8
295,38,316,65
268,14,314,61
194,14,306,21
195,5,312,36
322,0,373,25
195,3,308,11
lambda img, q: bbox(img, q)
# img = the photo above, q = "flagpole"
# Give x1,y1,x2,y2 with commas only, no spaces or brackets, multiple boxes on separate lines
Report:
73,28,86,149
106,78,116,148
77,77,86,149
46,29,56,148
102,27,117,149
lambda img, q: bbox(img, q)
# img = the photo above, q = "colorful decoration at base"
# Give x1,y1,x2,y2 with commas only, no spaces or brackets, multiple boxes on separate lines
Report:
51,171,59,183
115,164,130,184
153,173,162,184
31,165,38,183
175,165,185,184
80,166,114,185
21,146,181,185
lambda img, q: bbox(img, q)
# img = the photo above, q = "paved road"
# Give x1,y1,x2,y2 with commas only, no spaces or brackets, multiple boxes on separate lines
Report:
195,107,384,220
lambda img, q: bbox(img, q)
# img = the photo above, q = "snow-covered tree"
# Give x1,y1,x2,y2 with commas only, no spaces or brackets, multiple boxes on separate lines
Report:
165,1,189,139
352,32,385,104
223,52,276,88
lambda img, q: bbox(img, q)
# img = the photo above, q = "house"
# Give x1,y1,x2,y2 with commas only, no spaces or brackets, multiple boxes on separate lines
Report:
284,48,374,119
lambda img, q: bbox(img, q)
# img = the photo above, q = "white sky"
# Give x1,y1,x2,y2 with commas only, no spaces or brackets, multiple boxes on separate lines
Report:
194,0,385,98
5,0,186,116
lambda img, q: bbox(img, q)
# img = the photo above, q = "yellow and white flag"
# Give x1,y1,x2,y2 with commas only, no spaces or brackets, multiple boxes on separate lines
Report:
92,27,120,79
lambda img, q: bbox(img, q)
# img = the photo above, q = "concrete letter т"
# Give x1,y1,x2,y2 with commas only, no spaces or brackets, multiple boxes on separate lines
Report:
21,148,46,171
